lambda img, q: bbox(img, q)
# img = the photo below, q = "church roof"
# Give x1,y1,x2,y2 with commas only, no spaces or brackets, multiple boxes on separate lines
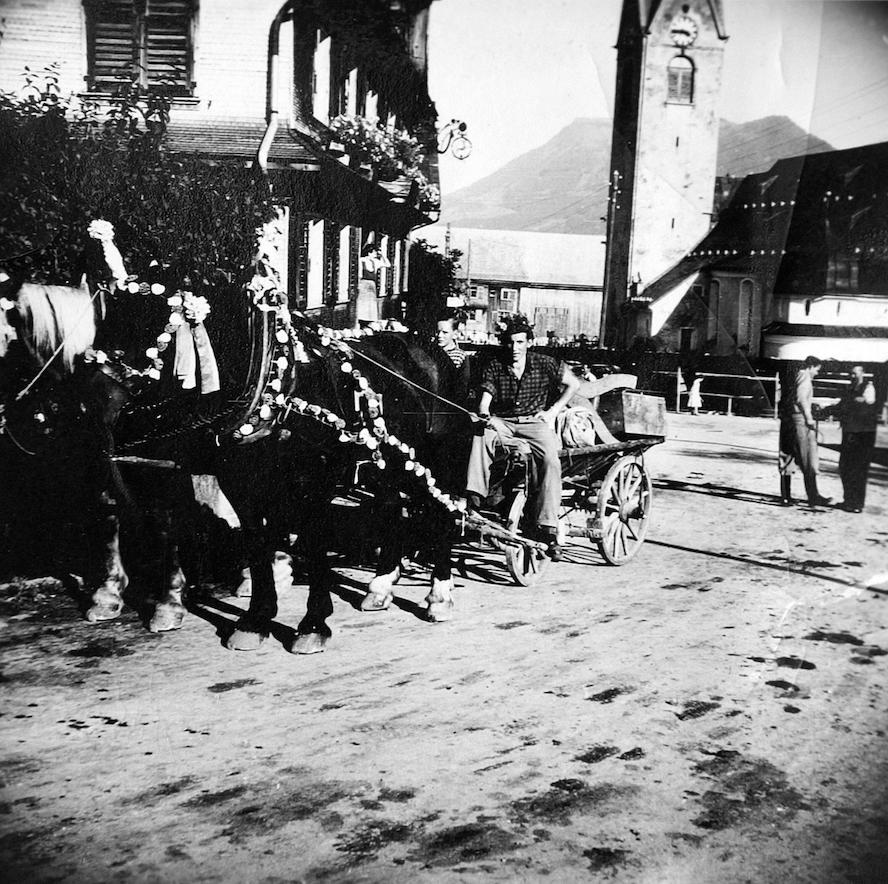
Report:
623,0,727,39
646,139,888,301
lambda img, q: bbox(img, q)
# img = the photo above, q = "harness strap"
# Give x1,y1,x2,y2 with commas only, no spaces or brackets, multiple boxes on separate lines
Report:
349,345,477,419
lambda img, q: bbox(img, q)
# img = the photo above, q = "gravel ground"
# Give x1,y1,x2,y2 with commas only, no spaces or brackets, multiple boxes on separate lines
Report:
1,413,886,883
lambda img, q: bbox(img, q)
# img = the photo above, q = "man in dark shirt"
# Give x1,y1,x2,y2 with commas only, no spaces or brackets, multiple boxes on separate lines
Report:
465,314,579,558
825,364,878,512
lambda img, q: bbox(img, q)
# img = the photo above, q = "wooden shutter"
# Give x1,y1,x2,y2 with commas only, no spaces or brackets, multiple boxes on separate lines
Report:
293,217,310,310
85,0,193,94
386,237,396,297
86,0,137,92
324,221,340,306
145,0,193,94
667,57,693,104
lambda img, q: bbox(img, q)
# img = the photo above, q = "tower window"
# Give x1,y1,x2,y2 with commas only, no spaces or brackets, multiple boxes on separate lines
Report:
667,56,694,104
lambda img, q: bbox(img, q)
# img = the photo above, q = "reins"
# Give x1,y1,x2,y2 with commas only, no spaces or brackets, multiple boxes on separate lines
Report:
348,344,479,420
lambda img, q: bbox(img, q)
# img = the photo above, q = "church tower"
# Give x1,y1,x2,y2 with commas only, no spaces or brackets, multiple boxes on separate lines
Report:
602,1,727,346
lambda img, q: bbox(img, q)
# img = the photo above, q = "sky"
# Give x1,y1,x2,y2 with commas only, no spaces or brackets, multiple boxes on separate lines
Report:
428,0,888,196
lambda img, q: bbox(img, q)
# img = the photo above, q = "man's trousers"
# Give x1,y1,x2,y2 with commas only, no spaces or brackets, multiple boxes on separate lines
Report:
839,430,875,508
466,416,562,528
778,414,822,504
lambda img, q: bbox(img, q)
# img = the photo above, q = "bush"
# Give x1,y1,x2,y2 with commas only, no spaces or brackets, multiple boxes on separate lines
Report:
0,67,277,295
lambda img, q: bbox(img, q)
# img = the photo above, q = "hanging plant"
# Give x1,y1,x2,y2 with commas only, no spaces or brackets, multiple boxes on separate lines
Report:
329,114,425,182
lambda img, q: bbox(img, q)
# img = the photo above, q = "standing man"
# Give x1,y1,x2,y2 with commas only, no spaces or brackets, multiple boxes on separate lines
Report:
778,355,832,508
465,314,580,559
828,365,877,513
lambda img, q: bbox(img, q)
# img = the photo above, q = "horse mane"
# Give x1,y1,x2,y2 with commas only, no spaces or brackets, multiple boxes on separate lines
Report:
16,280,96,372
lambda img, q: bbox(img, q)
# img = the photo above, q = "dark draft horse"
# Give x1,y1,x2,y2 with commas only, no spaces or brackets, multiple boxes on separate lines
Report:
0,269,473,653
211,328,472,653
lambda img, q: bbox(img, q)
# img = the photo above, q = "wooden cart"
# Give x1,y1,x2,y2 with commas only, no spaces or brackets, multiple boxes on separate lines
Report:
465,385,666,585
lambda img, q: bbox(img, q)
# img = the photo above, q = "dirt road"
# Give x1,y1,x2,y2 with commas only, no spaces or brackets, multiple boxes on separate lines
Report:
2,414,886,883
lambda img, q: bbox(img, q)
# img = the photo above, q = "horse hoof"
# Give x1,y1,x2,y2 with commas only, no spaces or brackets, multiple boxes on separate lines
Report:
361,592,393,612
426,600,454,623
148,603,186,633
290,632,328,655
225,628,266,651
85,602,122,623
85,593,123,623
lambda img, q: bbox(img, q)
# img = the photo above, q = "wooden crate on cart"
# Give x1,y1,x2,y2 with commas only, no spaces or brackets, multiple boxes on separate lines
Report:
596,388,667,440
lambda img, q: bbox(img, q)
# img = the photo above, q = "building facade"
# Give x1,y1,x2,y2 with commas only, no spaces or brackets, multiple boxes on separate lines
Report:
421,227,605,342
603,0,727,346
0,0,440,327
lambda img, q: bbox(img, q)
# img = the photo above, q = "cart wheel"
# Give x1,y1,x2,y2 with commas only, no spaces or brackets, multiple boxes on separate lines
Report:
503,489,549,586
596,455,652,565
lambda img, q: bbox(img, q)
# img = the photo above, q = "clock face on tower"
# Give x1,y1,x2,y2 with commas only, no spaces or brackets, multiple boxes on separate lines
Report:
670,14,699,48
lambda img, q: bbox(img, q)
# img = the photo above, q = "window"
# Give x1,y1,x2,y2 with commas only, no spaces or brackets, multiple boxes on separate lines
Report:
306,219,324,309
84,0,195,95
737,279,754,346
312,32,331,124
337,226,351,303
392,240,402,296
667,56,694,104
707,280,720,340
500,287,518,304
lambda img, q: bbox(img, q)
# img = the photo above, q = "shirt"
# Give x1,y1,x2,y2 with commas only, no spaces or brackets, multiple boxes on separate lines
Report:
441,344,467,368
780,369,813,421
481,351,563,417
838,379,877,432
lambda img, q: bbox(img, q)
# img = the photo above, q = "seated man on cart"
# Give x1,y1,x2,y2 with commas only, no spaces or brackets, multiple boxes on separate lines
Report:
465,314,580,561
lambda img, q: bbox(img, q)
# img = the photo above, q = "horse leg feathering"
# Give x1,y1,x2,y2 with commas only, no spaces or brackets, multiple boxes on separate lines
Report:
424,577,455,623
85,494,129,622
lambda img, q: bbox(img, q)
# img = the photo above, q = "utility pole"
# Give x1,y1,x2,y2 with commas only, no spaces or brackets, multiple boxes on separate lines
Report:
599,169,620,346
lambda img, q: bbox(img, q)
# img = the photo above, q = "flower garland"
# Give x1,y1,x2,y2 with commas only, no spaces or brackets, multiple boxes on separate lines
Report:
87,220,212,383
272,340,468,516
233,250,467,514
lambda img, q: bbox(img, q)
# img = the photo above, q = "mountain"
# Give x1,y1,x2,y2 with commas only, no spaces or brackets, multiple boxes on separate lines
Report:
716,116,833,179
439,116,834,235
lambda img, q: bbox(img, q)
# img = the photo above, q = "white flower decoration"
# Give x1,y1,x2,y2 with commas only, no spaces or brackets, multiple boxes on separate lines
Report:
87,219,116,243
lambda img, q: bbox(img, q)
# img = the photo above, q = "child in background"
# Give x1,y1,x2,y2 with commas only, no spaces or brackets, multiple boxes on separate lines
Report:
688,375,703,415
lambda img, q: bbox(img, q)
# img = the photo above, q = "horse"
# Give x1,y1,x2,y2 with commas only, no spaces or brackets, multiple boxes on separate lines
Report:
1,265,474,654
213,326,473,653
0,276,198,632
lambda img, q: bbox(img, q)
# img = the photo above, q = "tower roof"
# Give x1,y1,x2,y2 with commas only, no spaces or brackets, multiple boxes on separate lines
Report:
623,0,728,39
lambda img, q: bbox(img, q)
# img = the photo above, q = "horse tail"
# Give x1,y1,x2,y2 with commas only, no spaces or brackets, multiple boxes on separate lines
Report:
17,280,96,371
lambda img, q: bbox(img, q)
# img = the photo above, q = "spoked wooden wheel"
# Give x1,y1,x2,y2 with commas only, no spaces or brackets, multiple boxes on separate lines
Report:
596,455,652,565
503,489,550,586
557,490,597,557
